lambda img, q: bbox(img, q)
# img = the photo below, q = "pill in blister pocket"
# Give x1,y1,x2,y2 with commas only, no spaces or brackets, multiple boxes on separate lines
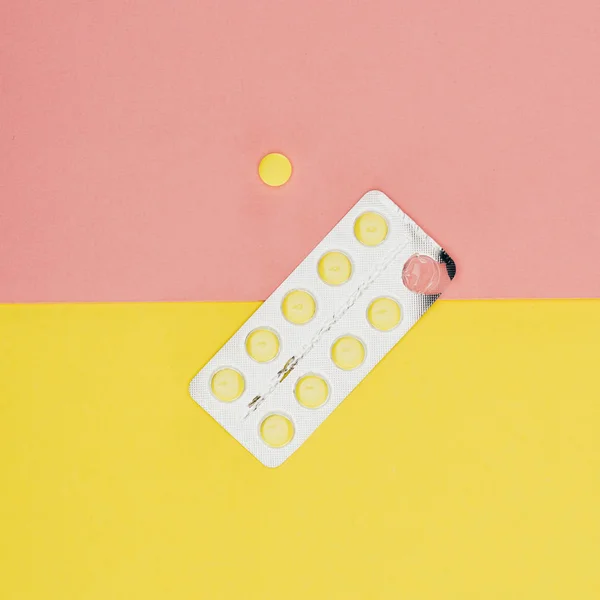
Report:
318,251,352,285
210,368,245,402
367,297,402,331
331,335,365,370
260,414,294,447
295,374,329,408
354,212,388,246
246,328,280,363
281,290,316,324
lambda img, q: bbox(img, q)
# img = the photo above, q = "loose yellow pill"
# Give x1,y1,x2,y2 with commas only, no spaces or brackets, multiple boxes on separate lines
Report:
246,328,280,363
331,336,365,371
210,368,245,402
281,289,316,325
295,374,329,409
367,297,402,331
318,251,352,286
260,414,294,448
354,212,388,246
258,152,292,187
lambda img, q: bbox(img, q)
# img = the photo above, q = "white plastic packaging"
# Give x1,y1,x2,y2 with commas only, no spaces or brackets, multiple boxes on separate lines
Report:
189,190,455,467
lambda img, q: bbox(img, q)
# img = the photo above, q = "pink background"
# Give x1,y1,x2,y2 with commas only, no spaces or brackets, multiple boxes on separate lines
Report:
1,0,599,302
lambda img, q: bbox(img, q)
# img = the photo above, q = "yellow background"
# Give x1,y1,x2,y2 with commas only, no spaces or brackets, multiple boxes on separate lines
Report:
1,300,599,599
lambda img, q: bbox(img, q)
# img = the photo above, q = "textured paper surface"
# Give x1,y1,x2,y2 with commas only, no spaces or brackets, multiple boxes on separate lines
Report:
2,0,600,303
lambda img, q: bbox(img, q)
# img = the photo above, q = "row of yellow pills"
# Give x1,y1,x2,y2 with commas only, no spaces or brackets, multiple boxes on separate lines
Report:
282,286,402,327
211,211,392,447
211,295,401,448
210,373,327,449
209,371,324,448
210,370,330,408
278,212,390,327
317,211,389,287
211,296,402,398
255,294,402,363
258,371,330,447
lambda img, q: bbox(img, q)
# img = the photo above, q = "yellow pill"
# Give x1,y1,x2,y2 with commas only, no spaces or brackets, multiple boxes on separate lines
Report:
354,212,388,246
210,368,245,402
258,152,292,187
318,251,352,286
260,414,294,448
246,329,280,363
281,290,316,325
367,297,402,331
331,336,365,371
295,374,329,409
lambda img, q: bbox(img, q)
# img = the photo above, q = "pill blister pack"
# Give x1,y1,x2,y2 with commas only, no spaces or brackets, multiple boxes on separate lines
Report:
189,190,455,467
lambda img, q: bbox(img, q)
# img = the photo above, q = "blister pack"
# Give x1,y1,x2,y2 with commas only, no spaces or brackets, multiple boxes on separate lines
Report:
189,190,456,467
